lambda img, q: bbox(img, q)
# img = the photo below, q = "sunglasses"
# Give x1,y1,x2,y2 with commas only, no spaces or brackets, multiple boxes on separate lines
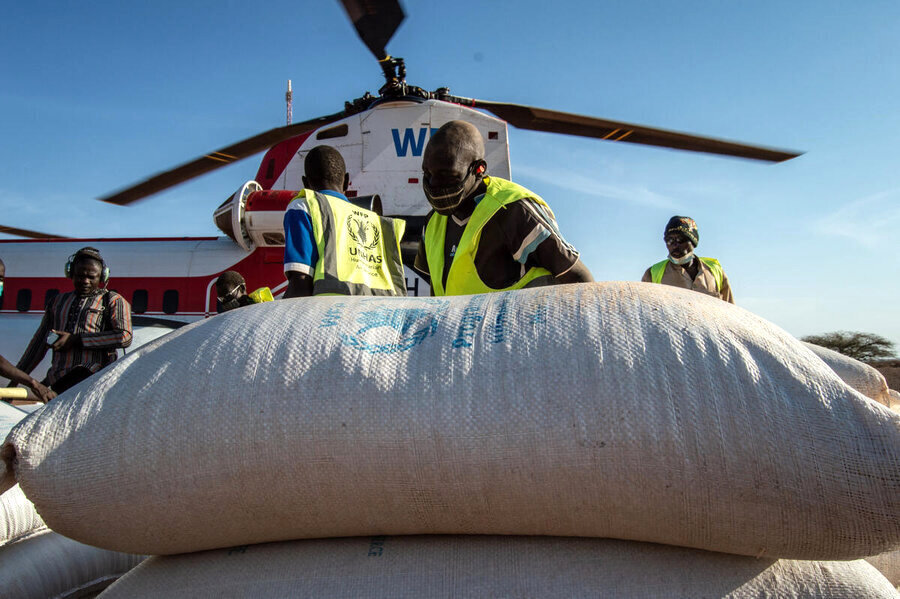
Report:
217,284,243,304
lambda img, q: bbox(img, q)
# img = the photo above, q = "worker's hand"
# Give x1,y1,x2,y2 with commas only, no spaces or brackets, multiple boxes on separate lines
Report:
28,380,56,403
50,330,77,351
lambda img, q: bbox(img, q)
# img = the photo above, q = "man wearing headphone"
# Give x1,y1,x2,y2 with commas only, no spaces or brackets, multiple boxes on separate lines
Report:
11,247,132,395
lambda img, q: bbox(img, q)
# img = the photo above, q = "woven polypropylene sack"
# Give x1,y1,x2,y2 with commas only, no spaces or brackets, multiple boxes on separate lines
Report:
0,528,144,599
802,341,892,406
868,550,900,589
97,535,899,599
0,401,28,494
4,283,900,558
0,403,45,546
1,484,46,547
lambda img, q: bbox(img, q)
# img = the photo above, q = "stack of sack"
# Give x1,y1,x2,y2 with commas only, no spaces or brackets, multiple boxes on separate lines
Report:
2,282,898,597
0,402,144,598
801,341,900,584
803,341,898,412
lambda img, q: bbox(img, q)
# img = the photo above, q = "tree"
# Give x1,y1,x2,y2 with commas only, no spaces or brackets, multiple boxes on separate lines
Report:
801,331,897,361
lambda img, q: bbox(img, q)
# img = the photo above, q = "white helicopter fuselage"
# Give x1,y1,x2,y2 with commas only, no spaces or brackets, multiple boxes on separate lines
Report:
1,99,511,384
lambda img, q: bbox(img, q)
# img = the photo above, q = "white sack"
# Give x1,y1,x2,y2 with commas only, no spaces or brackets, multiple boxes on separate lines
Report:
0,528,144,599
890,389,900,413
1,403,46,546
868,550,900,589
802,341,892,406
98,535,899,599
0,401,28,495
4,283,900,558
1,484,46,546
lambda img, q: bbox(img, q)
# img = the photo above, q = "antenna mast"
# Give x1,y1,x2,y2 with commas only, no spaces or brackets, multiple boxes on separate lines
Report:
285,80,293,125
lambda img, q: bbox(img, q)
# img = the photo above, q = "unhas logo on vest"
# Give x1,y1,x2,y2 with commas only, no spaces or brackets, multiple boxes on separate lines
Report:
347,213,380,250
345,213,383,270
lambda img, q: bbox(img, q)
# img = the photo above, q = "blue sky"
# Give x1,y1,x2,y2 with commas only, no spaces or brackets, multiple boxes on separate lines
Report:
2,1,898,351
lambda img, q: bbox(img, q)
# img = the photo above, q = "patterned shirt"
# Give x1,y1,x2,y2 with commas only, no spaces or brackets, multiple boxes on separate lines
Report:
17,289,133,385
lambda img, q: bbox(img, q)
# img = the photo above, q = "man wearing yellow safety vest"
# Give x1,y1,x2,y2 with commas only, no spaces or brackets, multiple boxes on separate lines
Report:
641,216,735,303
215,271,274,312
282,146,406,297
412,121,593,296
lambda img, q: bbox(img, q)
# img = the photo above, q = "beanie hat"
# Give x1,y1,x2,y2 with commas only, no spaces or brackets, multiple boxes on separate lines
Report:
664,216,699,247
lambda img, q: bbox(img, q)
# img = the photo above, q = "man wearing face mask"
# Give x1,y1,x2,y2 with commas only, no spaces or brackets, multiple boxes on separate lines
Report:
413,120,593,296
641,216,734,303
215,271,273,313
282,145,406,298
0,258,57,402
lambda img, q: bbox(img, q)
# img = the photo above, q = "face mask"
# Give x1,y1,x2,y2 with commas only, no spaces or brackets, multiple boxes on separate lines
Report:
669,251,695,266
221,295,253,312
220,298,242,312
423,164,479,214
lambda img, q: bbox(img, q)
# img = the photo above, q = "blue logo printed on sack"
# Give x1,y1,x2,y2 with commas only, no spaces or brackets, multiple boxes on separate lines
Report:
341,300,448,354
491,294,511,344
529,304,548,325
319,302,347,328
452,294,487,348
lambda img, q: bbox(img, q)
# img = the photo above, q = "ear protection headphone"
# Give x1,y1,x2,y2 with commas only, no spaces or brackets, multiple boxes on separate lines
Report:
65,247,110,283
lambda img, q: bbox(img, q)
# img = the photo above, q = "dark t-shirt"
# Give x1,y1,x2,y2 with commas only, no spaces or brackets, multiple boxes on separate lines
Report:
413,195,579,290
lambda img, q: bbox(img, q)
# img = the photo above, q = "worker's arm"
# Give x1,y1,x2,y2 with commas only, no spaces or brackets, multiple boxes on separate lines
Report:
555,258,594,284
283,197,316,299
501,200,593,284
283,271,314,298
14,310,52,380
1,355,56,403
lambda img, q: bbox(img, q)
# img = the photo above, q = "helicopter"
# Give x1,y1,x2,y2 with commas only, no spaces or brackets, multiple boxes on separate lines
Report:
0,0,800,380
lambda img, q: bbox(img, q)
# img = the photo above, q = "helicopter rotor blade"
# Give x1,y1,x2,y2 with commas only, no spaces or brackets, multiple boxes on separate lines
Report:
0,225,66,239
339,0,405,60
456,98,801,163
99,111,347,206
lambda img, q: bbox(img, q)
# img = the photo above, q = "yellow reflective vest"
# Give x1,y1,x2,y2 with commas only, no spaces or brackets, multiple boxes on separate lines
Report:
423,177,554,296
297,189,407,296
248,287,274,303
649,257,724,291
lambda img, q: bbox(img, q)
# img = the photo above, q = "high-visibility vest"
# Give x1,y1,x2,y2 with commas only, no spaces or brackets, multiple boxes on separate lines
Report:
650,257,724,291
297,189,407,296
248,287,274,303
424,177,555,296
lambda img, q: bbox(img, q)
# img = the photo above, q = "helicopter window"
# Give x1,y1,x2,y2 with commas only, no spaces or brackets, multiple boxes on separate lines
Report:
132,289,148,314
488,131,498,140
316,124,349,140
162,290,179,315
44,289,60,309
17,289,32,312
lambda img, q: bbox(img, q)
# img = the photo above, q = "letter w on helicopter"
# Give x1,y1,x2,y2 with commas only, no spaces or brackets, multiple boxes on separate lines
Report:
391,128,439,157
